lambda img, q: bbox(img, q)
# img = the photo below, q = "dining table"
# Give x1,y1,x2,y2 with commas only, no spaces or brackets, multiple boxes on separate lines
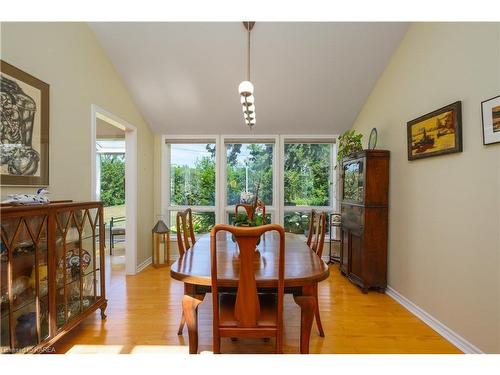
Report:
170,231,330,354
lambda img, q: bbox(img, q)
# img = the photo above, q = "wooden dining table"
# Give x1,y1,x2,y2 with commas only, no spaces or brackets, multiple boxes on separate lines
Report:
170,231,330,354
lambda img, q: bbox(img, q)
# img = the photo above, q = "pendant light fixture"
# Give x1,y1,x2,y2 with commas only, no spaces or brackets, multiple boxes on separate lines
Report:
239,21,256,129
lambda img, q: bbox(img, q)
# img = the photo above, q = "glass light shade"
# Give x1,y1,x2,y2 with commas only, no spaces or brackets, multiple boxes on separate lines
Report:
238,81,254,96
241,95,255,105
242,105,254,115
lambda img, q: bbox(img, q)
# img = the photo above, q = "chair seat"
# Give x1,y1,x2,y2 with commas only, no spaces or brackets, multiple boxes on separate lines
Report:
111,227,125,235
219,293,278,327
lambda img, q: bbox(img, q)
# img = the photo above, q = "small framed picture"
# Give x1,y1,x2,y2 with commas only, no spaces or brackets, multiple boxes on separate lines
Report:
407,101,463,161
481,95,500,145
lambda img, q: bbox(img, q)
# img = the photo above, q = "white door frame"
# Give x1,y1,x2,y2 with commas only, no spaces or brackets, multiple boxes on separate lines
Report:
91,104,138,275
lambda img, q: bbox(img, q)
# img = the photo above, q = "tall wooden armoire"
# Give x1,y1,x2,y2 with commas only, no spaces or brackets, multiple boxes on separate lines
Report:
339,150,389,293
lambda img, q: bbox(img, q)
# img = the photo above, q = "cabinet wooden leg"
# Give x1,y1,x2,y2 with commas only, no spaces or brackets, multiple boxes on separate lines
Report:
182,294,205,354
100,300,108,320
293,286,316,354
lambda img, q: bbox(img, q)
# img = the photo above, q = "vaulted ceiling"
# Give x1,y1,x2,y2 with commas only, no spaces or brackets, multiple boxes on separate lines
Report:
90,22,408,135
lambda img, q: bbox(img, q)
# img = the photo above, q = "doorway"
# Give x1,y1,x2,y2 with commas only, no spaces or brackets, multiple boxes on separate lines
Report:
91,105,138,275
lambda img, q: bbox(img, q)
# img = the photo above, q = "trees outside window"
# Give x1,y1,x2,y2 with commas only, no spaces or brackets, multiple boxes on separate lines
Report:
168,143,216,234
165,137,336,236
100,153,125,207
225,143,273,206
283,143,333,234
284,144,331,206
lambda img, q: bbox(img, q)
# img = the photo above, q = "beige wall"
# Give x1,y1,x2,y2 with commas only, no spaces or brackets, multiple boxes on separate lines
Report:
0,22,155,267
351,23,500,353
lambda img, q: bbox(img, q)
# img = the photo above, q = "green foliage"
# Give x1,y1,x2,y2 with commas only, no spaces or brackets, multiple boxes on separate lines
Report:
284,144,331,206
233,212,264,227
171,154,215,206
283,211,310,234
100,154,125,207
337,130,363,163
169,143,333,234
226,144,273,205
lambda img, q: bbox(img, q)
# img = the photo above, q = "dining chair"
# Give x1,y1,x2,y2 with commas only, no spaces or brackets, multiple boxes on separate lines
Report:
210,224,285,354
176,208,196,257
235,200,267,224
176,208,196,335
306,209,326,337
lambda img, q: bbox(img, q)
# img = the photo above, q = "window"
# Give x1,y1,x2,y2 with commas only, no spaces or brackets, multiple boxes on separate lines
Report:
282,141,336,236
162,136,336,237
226,143,274,205
284,143,332,206
166,142,216,234
168,211,216,235
224,140,276,223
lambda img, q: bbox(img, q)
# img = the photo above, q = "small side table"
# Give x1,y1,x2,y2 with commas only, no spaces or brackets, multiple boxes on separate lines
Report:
327,213,342,264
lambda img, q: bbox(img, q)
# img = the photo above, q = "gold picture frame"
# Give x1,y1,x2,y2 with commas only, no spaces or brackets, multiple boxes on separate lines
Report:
1,60,49,186
407,101,462,161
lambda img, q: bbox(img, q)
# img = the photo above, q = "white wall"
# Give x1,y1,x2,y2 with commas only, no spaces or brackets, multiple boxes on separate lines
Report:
351,23,500,353
0,22,155,267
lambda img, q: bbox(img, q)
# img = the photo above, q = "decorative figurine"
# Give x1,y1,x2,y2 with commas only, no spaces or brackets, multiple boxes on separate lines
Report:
1,187,50,205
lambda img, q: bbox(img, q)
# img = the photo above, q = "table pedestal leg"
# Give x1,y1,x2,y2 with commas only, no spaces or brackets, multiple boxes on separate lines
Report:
293,285,316,354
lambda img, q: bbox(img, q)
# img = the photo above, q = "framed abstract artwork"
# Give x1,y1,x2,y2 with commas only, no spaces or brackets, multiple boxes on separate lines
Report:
407,101,462,161
481,95,500,145
1,60,49,186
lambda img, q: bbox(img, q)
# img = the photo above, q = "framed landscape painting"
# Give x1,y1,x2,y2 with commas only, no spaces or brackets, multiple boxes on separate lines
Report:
0,60,49,186
407,101,462,161
481,95,500,145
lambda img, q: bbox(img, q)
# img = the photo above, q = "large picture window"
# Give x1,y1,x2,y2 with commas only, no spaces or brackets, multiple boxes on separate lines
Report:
167,142,216,234
163,136,336,238
283,141,335,235
225,143,274,206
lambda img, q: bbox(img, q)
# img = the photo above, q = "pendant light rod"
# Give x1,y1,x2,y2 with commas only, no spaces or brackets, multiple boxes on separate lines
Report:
243,22,254,80
247,25,250,80
240,21,256,129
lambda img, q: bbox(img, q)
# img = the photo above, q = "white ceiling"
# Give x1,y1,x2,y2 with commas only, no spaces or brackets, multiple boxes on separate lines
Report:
90,22,408,135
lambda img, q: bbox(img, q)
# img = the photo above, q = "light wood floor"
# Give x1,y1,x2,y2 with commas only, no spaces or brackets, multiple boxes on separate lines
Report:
53,246,461,354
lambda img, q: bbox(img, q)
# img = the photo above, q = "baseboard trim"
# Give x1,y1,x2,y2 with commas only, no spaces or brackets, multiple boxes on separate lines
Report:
386,286,483,354
136,256,152,273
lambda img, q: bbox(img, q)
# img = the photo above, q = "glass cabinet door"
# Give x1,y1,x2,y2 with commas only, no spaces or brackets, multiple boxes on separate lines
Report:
342,158,365,203
55,207,101,331
0,214,48,353
80,209,97,312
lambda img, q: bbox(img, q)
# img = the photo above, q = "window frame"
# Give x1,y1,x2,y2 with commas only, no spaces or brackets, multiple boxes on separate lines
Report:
161,134,338,236
220,135,280,224
162,135,221,235
279,135,338,227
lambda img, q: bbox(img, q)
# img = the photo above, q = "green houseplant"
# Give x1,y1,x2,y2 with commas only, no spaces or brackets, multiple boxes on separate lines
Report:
336,130,363,165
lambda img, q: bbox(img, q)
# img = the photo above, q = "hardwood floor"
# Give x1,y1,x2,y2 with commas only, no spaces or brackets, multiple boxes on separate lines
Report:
53,245,461,354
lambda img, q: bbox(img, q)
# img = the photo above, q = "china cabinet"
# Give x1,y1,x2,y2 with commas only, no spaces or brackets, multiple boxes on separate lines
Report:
0,201,106,353
339,150,389,293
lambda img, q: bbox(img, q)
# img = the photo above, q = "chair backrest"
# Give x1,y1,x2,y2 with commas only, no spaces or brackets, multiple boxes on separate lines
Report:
211,224,285,329
309,211,326,258
306,209,317,247
176,208,196,257
235,201,267,224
